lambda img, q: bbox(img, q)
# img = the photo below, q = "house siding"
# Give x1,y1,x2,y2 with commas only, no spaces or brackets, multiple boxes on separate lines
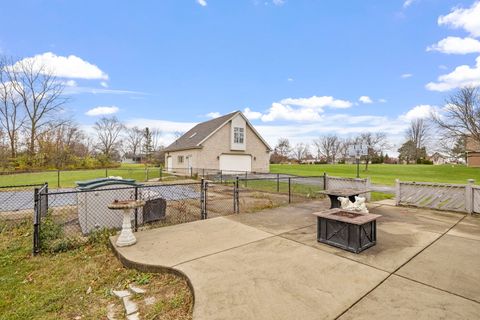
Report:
165,115,270,172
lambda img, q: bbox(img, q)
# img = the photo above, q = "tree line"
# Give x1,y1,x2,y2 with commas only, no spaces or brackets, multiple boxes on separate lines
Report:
0,56,165,171
271,87,480,167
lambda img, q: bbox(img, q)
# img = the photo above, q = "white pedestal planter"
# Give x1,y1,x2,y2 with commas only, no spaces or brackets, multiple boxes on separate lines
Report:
108,200,145,247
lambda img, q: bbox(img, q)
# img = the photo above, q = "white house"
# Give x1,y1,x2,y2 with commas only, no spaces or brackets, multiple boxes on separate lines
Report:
164,111,272,173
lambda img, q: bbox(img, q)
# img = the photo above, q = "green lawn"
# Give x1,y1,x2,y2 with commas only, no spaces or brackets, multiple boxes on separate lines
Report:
0,164,166,188
270,164,480,186
0,221,192,320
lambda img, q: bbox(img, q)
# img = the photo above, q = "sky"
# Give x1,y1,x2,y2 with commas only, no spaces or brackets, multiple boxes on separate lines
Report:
1,0,480,154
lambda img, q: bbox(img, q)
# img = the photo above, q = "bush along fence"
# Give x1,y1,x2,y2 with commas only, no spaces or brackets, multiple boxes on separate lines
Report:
395,179,479,215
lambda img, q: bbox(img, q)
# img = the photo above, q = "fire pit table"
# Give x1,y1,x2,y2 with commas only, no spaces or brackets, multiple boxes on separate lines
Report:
312,208,381,253
108,199,145,247
318,188,371,209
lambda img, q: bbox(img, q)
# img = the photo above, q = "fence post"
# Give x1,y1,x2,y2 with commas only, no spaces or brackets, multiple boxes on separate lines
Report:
134,187,139,231
160,167,163,181
45,182,49,209
57,170,61,188
395,179,400,206
323,172,327,190
235,176,240,213
33,187,40,255
277,173,280,192
200,178,205,219
145,168,149,181
105,168,108,177
465,179,475,215
204,180,209,219
220,170,223,184
288,177,291,203
366,177,371,202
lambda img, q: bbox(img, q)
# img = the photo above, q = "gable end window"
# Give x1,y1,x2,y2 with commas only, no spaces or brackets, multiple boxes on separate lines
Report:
178,156,184,163
234,127,244,144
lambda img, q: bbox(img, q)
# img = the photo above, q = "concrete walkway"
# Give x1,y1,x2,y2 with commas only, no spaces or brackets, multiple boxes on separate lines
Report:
111,201,480,320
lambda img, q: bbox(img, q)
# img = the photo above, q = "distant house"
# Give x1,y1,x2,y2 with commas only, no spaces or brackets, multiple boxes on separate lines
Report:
429,152,446,165
466,136,480,167
122,153,145,164
164,111,272,173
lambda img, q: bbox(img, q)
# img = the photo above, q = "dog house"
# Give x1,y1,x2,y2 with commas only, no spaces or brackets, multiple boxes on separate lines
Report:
76,178,143,234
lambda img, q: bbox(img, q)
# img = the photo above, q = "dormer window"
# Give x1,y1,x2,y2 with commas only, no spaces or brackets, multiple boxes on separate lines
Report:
234,127,244,144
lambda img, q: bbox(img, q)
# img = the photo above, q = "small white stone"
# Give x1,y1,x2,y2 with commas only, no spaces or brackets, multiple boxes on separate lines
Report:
86,286,92,294
144,296,156,306
123,296,139,315
129,284,146,294
112,290,131,299
106,303,117,320
126,312,140,320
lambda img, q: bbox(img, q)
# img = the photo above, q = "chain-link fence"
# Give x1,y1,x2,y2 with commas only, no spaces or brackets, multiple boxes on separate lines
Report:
27,173,372,254
0,183,46,222
0,167,189,188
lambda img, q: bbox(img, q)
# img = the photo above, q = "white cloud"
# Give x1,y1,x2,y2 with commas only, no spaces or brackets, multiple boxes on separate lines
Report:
403,0,416,8
63,80,77,87
280,95,352,109
438,1,480,37
426,56,480,91
85,106,119,116
197,0,207,7
100,81,109,88
358,96,373,104
378,98,387,103
427,36,480,54
287,77,294,82
272,0,285,6
206,112,221,118
64,86,145,95
243,107,262,120
261,103,322,122
401,73,413,78
399,105,437,121
9,52,108,80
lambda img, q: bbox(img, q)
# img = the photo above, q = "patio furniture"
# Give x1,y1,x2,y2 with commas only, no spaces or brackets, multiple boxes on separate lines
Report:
318,188,371,209
312,208,381,253
108,199,145,247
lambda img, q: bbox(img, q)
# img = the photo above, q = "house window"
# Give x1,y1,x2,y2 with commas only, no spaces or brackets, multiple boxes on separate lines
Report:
178,155,184,164
234,127,244,144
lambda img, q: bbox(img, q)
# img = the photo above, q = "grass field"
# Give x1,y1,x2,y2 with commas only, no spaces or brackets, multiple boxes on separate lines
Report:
0,164,165,188
270,163,480,186
0,221,193,320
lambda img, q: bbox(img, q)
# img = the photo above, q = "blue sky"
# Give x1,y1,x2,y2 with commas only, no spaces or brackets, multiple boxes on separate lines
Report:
1,0,480,152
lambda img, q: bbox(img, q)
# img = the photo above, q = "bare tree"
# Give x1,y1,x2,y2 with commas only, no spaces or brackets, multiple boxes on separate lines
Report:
275,138,292,158
358,132,389,170
338,138,353,163
313,135,341,163
432,86,480,148
292,143,308,161
406,118,429,160
94,116,124,160
125,126,144,156
151,128,162,152
4,56,68,161
0,57,25,158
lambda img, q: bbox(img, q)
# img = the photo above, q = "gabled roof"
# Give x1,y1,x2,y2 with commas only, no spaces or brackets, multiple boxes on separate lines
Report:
164,110,272,152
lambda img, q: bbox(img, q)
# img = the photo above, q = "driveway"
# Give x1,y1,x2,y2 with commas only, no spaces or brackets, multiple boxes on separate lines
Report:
111,200,480,319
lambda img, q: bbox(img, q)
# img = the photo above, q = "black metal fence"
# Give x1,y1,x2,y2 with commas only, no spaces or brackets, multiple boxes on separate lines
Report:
28,175,328,254
0,167,184,188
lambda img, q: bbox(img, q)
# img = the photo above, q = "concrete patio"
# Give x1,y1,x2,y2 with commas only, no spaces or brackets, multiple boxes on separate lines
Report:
111,200,480,320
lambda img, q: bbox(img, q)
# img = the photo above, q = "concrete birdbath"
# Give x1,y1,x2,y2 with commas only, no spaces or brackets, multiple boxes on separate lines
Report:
108,199,145,247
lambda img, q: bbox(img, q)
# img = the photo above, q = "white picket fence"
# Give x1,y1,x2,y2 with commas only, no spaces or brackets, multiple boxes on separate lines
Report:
395,179,478,214
325,175,371,201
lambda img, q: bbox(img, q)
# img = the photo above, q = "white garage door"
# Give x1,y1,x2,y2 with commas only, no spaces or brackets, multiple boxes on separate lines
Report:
219,155,252,173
